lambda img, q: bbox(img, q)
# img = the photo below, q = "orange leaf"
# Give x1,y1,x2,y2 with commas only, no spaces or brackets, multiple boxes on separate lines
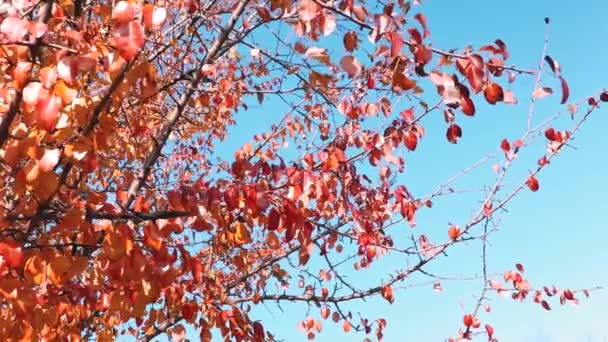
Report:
342,320,351,333
266,231,280,249
104,231,128,261
484,82,504,105
322,153,340,172
47,256,71,285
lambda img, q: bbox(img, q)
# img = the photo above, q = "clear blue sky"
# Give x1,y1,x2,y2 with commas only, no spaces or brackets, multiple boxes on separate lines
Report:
148,0,608,341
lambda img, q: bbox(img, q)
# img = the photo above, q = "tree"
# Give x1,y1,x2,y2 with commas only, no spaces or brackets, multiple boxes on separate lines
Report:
0,0,604,340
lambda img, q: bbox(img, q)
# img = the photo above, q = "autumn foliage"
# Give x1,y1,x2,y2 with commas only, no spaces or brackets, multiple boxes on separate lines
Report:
0,0,605,341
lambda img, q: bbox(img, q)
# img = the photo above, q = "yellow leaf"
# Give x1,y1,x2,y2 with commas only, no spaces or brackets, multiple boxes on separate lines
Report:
234,222,251,246
23,160,39,186
24,255,46,285
55,80,77,105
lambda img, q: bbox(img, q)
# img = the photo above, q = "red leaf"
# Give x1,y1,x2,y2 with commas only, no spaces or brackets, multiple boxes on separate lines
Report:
267,208,280,231
463,314,474,327
181,303,198,323
253,322,265,342
367,75,375,89
541,300,551,310
495,39,509,60
285,224,296,242
369,148,382,166
321,306,330,319
515,263,525,273
407,27,422,44
484,202,493,217
563,289,574,300
483,83,505,104
527,176,539,192
544,55,561,75
400,107,414,122
380,286,394,303
461,97,475,116
466,57,486,93
559,77,569,104
500,139,510,152
113,21,145,61
0,240,24,269
414,13,430,38
588,97,598,106
446,124,462,144
388,32,404,57
403,131,418,151
448,225,460,240
485,324,494,338
36,93,62,131
190,259,203,283
600,91,608,102
545,128,557,141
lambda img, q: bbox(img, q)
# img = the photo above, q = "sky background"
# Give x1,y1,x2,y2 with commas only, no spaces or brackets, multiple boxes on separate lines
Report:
145,0,608,341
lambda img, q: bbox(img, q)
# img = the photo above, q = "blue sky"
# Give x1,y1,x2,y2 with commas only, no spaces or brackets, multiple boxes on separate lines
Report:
144,0,608,341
